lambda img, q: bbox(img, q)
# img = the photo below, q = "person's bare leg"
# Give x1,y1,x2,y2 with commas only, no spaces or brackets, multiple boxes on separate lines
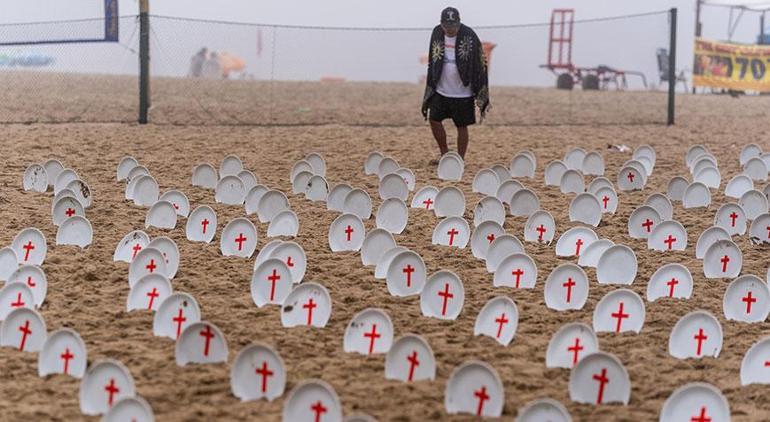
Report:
430,119,449,157
457,125,469,159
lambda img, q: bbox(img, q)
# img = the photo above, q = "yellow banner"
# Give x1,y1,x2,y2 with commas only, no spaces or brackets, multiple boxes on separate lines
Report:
693,37,770,92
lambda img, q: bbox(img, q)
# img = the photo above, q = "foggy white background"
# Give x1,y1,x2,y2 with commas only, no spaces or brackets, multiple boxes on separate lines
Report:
0,0,767,88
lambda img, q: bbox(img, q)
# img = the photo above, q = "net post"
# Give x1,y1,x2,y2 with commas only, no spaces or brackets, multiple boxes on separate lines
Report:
667,7,677,126
139,0,150,124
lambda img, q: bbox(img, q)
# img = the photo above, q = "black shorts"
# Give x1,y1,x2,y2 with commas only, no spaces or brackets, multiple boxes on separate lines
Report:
428,93,476,127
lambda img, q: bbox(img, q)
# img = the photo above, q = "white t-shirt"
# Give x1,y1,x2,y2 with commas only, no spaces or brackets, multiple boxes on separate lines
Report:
436,35,473,98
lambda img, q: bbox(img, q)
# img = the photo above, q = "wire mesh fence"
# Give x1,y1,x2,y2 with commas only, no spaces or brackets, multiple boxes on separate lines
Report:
0,10,675,126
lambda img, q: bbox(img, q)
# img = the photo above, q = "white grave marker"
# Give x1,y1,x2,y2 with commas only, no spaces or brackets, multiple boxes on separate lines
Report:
257,190,290,223
544,263,589,311
628,205,661,239
343,188,373,220
659,383,730,422
267,210,299,237
328,213,365,252
597,245,637,284
283,380,343,422
577,239,614,268
127,274,172,312
7,265,47,307
159,190,190,217
103,396,154,422
128,248,168,287
494,253,537,289
470,221,505,259
386,250,427,296
220,217,258,258
741,337,770,385
12,228,47,265
509,188,540,217
186,205,217,243
420,270,464,320
485,235,524,273
569,192,601,226
723,274,770,323
473,196,506,227
231,342,286,402
376,198,408,234
385,334,436,382
648,220,688,252
646,263,693,301
153,292,201,340
669,310,722,359
555,227,597,257
593,289,645,333
0,307,46,352
252,259,293,307
280,282,332,328
568,351,630,405
38,328,87,378
444,361,504,417
176,321,228,365
523,210,556,243
432,217,470,248
79,359,135,415
546,322,598,369
145,201,177,229
703,239,742,278
343,308,393,355
434,186,466,218
360,229,396,267
23,164,47,193
474,296,518,346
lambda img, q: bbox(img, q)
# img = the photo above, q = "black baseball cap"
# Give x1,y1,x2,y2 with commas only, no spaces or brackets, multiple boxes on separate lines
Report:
441,7,460,25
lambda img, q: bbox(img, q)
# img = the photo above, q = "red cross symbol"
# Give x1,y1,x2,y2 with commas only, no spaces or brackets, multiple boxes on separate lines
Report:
403,265,415,287
446,228,459,246
511,268,524,288
364,324,381,354
494,313,508,338
536,224,547,241
10,292,25,308
255,361,274,393
486,233,495,243
345,225,354,241
173,203,179,210
664,235,677,250
626,172,635,183
201,219,209,234
766,226,770,239
173,308,186,339
406,350,420,382
131,243,142,259
611,301,629,333
286,256,294,267
642,219,653,233
563,277,576,303
602,196,609,209
146,287,160,309
22,241,35,262
145,259,156,273
720,255,730,273
474,385,490,416
199,325,215,357
60,347,74,375
694,328,708,356
743,291,757,314
104,378,120,407
235,233,247,251
422,198,434,209
666,278,679,298
575,238,584,256
303,297,317,325
26,276,35,288
437,283,454,316
267,269,281,301
729,212,738,227
18,320,31,351
568,337,583,365
691,406,711,422
311,401,328,422
65,208,75,217
592,368,609,404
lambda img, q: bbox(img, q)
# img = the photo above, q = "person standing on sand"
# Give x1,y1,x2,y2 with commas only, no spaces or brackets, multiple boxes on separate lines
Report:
422,7,490,164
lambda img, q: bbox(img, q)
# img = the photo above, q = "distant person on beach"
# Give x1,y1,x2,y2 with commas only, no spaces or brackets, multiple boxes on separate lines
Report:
201,51,222,79
422,7,489,163
188,47,208,78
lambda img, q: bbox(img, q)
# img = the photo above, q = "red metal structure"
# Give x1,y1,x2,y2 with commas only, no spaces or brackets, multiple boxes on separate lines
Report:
541,9,647,90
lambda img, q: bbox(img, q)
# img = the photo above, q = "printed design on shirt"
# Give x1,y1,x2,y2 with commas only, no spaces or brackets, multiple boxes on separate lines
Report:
457,35,473,62
431,40,444,63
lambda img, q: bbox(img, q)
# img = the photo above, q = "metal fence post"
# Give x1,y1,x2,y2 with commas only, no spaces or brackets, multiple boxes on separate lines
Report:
668,8,677,126
139,0,150,124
